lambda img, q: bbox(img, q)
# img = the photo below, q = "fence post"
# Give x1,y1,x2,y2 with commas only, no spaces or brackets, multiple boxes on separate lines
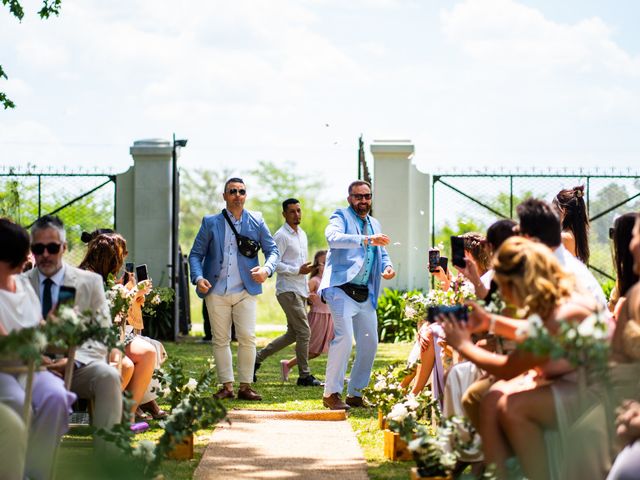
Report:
117,139,174,289
370,140,430,292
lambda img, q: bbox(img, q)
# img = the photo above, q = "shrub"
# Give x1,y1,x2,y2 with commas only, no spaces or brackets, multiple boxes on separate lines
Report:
377,288,423,343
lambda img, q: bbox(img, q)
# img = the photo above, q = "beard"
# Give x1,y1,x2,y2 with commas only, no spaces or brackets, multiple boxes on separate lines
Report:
350,202,370,216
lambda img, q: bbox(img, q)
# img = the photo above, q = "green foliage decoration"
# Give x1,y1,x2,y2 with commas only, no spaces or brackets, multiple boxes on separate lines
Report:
142,286,175,340
377,288,423,343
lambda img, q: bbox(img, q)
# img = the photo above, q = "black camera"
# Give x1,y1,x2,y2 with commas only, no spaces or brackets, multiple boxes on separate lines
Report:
427,304,469,323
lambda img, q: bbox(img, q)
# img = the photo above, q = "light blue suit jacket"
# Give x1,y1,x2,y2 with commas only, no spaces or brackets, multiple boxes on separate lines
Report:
318,207,392,308
188,210,280,298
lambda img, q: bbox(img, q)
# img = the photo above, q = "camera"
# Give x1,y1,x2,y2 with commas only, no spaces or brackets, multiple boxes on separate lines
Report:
427,304,469,323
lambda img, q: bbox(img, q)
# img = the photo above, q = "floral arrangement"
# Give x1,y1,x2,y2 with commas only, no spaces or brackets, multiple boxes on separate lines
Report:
517,312,610,379
362,362,415,415
0,327,48,363
404,277,476,326
45,304,120,350
105,275,152,329
386,390,441,442
142,286,175,340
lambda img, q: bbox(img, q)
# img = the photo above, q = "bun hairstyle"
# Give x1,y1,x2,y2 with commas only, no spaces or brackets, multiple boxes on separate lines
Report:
553,185,590,263
81,228,115,244
493,237,574,320
78,233,127,282
459,232,491,274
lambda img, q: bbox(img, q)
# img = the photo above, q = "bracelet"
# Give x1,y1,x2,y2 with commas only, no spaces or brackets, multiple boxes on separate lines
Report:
488,315,496,335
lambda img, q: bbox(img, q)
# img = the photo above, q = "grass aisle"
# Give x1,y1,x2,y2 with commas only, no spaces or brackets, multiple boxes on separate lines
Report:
56,334,414,479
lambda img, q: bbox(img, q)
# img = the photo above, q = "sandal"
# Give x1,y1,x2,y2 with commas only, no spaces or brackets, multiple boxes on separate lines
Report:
135,407,152,422
139,400,168,420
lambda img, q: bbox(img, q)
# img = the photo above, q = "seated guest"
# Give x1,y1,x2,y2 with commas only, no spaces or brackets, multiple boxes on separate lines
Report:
0,218,76,479
23,215,122,449
609,213,639,319
608,399,640,480
444,236,601,480
553,186,590,263
78,233,160,420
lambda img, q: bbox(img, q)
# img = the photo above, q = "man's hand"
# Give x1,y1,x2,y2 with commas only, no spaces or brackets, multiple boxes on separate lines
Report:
197,278,212,294
382,266,396,280
298,262,313,275
366,233,390,247
251,266,269,284
45,358,68,378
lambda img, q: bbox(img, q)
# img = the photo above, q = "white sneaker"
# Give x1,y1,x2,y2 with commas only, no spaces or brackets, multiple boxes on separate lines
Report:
280,359,291,382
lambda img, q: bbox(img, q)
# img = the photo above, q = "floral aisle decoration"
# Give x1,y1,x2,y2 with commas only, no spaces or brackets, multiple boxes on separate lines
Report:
142,286,175,340
105,275,152,330
408,416,479,479
45,304,119,351
363,362,415,418
517,312,610,380
0,327,48,363
386,390,441,442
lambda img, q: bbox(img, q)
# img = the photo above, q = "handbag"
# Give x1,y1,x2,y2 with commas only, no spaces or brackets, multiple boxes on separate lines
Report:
337,283,369,303
222,209,261,259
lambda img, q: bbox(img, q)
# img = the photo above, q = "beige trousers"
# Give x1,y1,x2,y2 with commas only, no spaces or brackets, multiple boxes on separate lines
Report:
206,290,257,384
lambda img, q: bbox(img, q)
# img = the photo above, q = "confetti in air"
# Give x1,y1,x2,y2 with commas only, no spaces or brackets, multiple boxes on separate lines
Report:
419,210,425,215
393,242,402,246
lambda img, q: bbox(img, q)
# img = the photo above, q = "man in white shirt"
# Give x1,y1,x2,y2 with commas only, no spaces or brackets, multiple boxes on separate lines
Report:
254,199,321,386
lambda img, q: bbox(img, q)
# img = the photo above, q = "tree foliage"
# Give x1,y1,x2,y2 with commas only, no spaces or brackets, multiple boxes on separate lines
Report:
2,0,62,109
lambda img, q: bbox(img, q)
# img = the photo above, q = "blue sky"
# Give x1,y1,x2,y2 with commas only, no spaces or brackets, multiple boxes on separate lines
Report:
2,0,639,201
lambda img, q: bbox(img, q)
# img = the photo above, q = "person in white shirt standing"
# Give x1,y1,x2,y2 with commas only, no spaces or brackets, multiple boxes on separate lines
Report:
254,199,322,387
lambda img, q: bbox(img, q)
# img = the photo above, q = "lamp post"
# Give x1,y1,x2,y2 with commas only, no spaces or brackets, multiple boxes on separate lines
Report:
172,134,188,340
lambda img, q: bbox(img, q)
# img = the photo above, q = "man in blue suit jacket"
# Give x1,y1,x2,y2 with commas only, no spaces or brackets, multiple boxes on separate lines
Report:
189,178,279,401
318,180,395,410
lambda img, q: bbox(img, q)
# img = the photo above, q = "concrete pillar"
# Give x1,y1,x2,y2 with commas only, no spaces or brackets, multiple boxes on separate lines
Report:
116,139,174,287
370,140,430,292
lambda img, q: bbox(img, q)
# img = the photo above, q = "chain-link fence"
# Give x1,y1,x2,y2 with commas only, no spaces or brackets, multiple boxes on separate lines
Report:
431,170,640,283
0,171,116,265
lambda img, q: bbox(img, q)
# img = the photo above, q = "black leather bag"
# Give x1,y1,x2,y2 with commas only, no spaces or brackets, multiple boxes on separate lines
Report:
337,283,369,303
222,209,261,259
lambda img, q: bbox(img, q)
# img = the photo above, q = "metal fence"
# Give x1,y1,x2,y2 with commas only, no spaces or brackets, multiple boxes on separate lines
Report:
431,169,640,282
0,169,116,265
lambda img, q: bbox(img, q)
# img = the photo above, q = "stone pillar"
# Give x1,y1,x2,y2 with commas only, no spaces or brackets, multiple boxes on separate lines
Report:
370,140,430,292
116,139,174,287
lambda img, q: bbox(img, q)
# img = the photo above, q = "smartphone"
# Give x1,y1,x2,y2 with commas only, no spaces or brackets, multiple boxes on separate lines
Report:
427,304,469,323
428,248,440,273
136,264,149,282
123,262,135,284
125,262,134,273
438,256,448,273
55,286,77,314
451,236,467,269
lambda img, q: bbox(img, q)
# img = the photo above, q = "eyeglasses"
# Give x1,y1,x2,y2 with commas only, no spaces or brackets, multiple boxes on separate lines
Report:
351,193,372,201
227,188,246,196
31,243,62,255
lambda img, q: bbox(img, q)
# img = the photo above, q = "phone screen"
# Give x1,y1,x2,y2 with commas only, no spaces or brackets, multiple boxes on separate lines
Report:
451,236,467,269
136,264,149,282
57,286,77,307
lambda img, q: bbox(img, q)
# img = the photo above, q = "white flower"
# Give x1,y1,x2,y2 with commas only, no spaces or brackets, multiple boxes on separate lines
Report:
407,437,423,452
387,403,409,422
565,329,577,340
33,331,48,351
184,378,198,392
577,316,596,337
404,396,420,411
374,379,387,391
526,314,545,338
133,439,156,463
405,306,417,318
441,452,457,468
151,294,161,305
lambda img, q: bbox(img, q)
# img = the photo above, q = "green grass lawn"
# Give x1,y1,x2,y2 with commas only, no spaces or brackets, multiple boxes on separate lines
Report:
55,333,414,479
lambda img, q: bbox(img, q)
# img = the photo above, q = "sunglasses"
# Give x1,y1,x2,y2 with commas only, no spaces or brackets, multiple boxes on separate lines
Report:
351,193,372,201
31,242,62,255
227,188,246,196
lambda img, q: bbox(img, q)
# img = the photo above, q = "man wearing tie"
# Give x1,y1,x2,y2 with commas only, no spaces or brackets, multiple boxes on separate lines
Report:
25,215,122,446
319,181,395,410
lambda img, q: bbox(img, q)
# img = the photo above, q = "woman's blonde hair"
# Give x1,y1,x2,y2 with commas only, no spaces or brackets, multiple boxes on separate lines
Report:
493,236,574,319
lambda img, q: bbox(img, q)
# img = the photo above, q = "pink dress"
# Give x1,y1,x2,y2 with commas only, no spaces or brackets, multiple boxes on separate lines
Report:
307,275,334,354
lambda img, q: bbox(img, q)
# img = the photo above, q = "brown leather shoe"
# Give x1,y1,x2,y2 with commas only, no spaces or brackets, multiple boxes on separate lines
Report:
237,386,262,401
323,393,351,411
213,387,235,400
345,395,369,408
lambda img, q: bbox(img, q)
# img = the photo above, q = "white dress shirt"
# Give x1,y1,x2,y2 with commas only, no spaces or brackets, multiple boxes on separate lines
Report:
273,223,309,297
553,244,608,312
212,213,245,295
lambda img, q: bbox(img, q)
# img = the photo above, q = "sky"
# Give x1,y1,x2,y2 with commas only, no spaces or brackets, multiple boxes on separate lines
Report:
2,0,640,202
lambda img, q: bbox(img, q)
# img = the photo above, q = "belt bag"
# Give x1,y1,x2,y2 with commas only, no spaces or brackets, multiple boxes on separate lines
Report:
338,283,369,303
222,209,261,259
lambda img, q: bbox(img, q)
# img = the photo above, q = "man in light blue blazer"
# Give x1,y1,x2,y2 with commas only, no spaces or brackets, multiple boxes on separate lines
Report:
319,180,395,410
189,177,279,401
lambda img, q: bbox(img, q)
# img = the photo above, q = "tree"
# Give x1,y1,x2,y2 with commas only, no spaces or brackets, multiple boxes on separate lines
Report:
2,0,62,109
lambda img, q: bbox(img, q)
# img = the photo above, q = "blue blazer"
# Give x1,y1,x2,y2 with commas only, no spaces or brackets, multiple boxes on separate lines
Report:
188,209,280,298
318,207,392,308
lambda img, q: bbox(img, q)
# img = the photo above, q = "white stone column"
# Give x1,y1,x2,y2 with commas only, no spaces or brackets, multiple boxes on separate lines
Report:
116,139,174,287
370,140,430,292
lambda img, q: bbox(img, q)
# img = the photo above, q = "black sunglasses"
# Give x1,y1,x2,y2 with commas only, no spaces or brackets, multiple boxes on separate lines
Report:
351,193,372,201
227,188,246,196
31,242,62,255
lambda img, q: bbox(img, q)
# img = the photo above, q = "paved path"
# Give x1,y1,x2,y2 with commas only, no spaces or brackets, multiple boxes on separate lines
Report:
193,409,369,480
